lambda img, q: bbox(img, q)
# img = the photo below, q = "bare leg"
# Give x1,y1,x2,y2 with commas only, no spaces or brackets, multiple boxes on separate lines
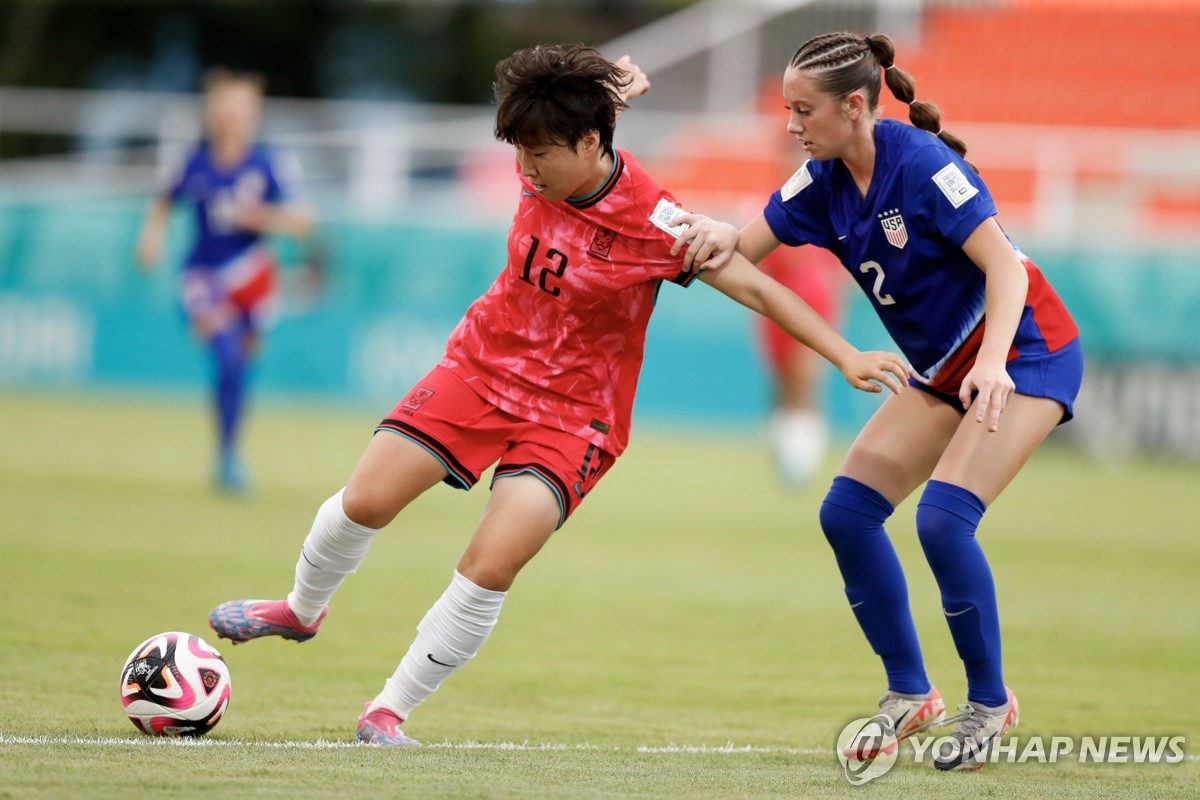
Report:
288,432,449,621
838,388,962,504
371,474,562,722
456,473,563,590
209,431,455,643
931,394,1064,503
342,431,452,528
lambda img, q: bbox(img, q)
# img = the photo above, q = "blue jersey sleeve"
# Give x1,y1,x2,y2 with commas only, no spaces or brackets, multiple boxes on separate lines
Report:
160,147,199,203
762,161,835,249
905,144,996,247
264,148,307,205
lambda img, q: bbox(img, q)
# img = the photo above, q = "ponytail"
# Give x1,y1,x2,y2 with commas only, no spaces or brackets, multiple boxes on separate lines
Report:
863,34,977,173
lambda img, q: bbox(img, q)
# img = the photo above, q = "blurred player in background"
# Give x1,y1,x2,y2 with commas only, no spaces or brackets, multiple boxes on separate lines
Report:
759,244,845,487
673,32,1083,771
208,44,908,746
753,78,850,489
135,69,315,494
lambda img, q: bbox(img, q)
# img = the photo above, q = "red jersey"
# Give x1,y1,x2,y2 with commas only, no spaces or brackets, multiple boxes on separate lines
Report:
440,149,697,456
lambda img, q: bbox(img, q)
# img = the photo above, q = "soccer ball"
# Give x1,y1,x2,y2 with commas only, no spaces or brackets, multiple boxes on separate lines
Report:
119,631,232,737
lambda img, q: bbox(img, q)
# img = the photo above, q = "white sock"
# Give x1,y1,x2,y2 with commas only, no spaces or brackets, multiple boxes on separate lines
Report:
768,409,829,488
369,570,506,720
286,488,381,626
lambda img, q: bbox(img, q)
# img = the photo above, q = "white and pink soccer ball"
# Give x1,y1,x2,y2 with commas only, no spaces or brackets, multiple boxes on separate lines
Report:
119,632,232,737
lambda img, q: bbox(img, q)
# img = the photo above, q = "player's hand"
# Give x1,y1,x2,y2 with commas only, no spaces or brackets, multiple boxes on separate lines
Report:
959,358,1015,432
614,55,650,102
135,232,162,271
669,213,740,272
233,202,273,233
839,350,909,396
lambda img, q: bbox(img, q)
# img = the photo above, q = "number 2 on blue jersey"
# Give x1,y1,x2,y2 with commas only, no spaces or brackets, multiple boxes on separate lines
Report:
859,260,896,306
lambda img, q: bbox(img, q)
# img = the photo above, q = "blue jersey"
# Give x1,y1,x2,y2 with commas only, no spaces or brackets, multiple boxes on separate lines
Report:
162,143,304,270
765,119,1016,380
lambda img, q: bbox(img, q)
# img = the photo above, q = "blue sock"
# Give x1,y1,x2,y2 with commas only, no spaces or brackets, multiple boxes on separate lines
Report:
916,480,1006,707
210,325,249,456
820,476,930,695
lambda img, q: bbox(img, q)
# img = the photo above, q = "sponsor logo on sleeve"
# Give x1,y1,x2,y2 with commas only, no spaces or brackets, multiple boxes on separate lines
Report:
932,163,979,208
649,198,690,238
781,161,814,201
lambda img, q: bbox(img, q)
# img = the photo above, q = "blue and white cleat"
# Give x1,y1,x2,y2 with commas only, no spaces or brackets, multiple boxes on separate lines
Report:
216,451,252,495
208,599,327,645
357,702,421,747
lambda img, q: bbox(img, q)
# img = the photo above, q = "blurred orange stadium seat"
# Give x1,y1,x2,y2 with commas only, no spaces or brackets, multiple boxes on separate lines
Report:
643,1,1198,231
902,2,1199,130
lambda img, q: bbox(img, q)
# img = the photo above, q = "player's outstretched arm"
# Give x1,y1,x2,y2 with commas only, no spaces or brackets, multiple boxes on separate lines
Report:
671,213,782,273
700,252,908,395
234,201,316,239
135,198,172,271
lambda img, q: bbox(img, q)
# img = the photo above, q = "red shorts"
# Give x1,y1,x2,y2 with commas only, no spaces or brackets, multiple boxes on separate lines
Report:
376,366,615,529
181,246,279,331
758,246,845,374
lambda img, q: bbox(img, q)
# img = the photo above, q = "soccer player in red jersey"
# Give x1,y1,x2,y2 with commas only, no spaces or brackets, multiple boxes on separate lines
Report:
758,244,847,487
209,44,908,746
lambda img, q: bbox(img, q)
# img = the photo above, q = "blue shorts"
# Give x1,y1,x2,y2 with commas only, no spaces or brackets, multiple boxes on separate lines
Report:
910,337,1084,424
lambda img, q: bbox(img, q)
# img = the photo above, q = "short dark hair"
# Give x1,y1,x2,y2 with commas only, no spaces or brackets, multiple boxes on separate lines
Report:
493,44,630,152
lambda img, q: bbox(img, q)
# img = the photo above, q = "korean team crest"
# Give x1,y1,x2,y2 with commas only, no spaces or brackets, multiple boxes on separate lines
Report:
403,387,435,412
589,226,616,259
879,211,908,250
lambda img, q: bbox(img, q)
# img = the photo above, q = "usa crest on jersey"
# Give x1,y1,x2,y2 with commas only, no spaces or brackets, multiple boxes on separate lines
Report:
879,211,908,250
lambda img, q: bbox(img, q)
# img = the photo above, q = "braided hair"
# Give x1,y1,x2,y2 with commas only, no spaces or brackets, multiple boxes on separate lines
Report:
790,32,976,172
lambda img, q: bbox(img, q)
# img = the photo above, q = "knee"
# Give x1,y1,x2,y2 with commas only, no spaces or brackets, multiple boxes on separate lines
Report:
914,502,956,550
456,554,519,593
819,476,893,550
915,503,962,577
818,497,856,548
915,481,987,551
340,484,398,530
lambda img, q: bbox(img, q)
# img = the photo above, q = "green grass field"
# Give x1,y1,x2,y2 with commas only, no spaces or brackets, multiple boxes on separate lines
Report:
1,390,1197,798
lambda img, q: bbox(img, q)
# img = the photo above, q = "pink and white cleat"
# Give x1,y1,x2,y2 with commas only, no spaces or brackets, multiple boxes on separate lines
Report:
208,599,327,644
356,702,421,747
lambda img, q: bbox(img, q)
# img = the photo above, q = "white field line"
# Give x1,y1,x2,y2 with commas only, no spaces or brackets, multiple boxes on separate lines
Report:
2,734,1197,762
0,733,820,755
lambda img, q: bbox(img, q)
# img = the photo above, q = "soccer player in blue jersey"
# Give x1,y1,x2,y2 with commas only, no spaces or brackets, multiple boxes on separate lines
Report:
672,32,1083,771
136,69,315,493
